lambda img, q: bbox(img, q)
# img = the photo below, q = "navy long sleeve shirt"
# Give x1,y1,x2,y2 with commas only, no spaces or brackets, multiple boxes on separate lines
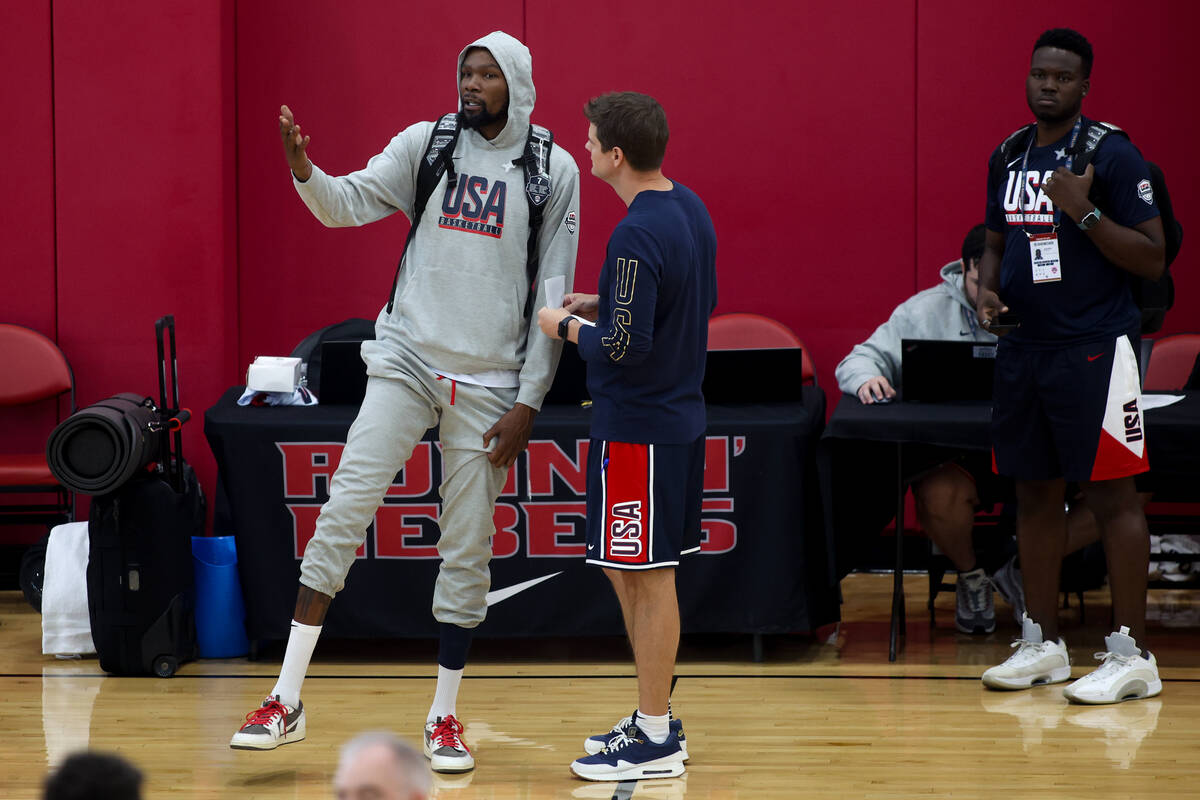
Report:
576,182,717,444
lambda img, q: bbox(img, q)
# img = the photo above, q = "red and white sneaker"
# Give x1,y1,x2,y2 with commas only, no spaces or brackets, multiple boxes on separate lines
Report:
230,695,306,750
423,714,474,773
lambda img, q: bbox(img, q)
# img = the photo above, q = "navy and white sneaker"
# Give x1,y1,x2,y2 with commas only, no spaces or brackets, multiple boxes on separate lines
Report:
570,725,686,781
230,695,305,750
583,711,688,760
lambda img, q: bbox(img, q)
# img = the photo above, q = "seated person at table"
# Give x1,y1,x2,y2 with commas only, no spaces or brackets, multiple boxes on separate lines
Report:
835,225,1101,633
835,225,1006,633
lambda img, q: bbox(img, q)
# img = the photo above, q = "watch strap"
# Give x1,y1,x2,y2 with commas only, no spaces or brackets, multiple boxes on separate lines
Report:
1077,207,1102,230
557,314,577,340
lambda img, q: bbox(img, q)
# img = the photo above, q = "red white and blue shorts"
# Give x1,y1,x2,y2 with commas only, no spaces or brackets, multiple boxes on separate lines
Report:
584,436,704,570
992,334,1149,482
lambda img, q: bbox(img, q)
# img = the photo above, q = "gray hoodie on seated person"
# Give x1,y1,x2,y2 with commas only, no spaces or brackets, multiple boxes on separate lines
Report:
835,259,996,398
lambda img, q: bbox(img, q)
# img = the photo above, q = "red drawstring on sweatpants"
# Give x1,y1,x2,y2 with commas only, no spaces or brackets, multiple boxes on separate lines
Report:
435,374,457,405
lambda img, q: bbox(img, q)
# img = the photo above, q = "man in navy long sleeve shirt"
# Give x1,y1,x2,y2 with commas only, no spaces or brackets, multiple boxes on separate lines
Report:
538,91,716,782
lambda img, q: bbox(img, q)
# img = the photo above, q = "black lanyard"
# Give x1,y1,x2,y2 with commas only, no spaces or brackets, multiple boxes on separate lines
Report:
1019,117,1083,238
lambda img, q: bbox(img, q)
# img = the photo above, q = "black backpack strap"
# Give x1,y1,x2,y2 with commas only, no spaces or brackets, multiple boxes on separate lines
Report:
386,113,461,313
385,116,555,320
998,124,1036,167
992,124,1035,196
1070,121,1136,228
1069,120,1127,174
1069,120,1179,331
518,123,554,318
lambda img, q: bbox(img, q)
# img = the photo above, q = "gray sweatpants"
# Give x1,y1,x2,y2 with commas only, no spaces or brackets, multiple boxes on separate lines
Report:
299,349,514,628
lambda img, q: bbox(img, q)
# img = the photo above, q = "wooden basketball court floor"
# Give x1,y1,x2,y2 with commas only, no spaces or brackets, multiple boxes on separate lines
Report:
4,575,1200,800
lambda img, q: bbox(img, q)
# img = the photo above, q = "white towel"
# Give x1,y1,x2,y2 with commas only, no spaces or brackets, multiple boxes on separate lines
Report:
41,521,96,656
236,385,318,406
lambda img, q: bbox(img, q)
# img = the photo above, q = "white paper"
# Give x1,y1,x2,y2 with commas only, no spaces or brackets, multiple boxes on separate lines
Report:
544,275,565,310
1142,393,1186,411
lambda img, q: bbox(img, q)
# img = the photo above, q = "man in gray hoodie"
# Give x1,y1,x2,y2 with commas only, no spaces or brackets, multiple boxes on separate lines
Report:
836,226,1007,633
229,32,580,774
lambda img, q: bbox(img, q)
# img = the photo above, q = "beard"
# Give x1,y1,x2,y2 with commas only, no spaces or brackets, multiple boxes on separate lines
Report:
459,103,509,131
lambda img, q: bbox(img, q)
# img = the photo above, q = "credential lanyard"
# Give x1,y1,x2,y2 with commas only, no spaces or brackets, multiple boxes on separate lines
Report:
1019,117,1083,238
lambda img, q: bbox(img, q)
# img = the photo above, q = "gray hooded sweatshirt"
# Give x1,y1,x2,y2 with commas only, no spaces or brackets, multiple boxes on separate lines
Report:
293,31,580,410
835,259,997,396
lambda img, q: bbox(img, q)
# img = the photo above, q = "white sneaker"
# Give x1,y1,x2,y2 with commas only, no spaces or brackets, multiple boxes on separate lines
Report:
424,715,475,773
230,695,306,750
1063,626,1162,704
981,614,1071,690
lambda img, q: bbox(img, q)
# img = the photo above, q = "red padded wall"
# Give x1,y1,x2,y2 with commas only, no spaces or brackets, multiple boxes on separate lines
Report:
234,2,524,364
0,1,61,510
916,4,1200,346
52,2,237,516
1,0,57,332
527,0,918,394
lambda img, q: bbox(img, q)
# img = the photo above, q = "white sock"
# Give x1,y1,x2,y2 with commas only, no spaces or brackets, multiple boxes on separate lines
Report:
636,710,670,744
427,665,464,722
270,620,322,708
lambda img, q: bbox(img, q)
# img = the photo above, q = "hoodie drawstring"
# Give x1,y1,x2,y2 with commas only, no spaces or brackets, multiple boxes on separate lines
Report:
436,374,457,405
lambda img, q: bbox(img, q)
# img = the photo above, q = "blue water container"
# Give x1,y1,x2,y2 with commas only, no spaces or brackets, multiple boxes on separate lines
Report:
191,536,250,658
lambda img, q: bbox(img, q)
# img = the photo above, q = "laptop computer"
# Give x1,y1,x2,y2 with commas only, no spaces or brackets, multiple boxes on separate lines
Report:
318,340,370,405
900,339,997,403
702,347,805,404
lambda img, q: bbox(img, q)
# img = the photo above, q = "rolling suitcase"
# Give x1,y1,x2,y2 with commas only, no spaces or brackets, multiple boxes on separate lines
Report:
86,315,204,676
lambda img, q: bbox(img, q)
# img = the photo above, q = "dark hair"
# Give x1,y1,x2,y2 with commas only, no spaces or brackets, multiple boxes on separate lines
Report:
1033,28,1093,78
961,223,986,265
583,92,669,172
44,752,143,800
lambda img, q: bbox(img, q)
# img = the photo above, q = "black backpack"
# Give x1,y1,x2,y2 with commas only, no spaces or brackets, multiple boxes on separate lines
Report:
290,316,376,395
384,113,555,318
996,121,1183,333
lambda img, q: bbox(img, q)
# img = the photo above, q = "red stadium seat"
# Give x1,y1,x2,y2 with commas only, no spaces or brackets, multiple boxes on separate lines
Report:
707,312,816,385
0,324,76,525
1143,333,1200,391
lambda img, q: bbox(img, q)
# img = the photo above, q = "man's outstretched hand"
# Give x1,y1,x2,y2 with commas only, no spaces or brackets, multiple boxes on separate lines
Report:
279,104,313,181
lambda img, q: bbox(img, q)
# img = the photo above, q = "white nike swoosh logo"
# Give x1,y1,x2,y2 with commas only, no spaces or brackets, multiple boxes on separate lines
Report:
1007,156,1022,168
485,572,563,606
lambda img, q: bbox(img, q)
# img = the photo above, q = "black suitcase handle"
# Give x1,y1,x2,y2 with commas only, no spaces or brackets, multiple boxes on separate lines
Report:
155,315,186,491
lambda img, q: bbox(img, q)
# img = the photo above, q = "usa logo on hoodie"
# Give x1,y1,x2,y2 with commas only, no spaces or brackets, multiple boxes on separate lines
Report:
439,174,507,238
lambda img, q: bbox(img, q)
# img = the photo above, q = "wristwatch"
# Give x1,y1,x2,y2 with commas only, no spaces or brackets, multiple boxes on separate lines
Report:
1077,207,1102,231
557,314,576,340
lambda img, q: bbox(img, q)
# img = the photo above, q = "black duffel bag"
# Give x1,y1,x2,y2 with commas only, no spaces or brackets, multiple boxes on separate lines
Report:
46,393,164,495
